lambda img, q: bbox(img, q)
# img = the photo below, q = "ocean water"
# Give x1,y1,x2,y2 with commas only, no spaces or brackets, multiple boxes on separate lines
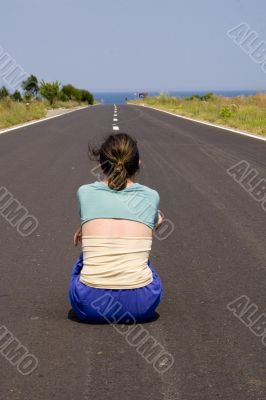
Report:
93,90,263,105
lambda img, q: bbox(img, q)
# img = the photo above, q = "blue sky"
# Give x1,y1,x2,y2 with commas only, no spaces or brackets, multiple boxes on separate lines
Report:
0,0,265,92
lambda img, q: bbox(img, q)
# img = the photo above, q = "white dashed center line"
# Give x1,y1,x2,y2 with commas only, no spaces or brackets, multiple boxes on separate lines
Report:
113,104,119,130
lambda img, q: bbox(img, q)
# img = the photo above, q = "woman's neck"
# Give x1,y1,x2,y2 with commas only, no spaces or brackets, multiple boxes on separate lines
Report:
103,178,135,188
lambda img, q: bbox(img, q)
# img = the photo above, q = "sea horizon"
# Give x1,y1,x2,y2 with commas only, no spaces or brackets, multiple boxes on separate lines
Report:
93,89,266,105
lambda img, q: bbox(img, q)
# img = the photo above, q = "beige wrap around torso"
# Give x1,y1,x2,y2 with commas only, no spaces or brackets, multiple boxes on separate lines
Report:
80,235,153,289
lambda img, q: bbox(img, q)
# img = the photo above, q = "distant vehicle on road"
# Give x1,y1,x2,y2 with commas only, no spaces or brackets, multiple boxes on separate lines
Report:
139,92,148,98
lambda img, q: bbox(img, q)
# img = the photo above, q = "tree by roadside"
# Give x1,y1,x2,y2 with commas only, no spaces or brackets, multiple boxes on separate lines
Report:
22,75,39,97
0,86,10,99
61,84,79,101
80,89,94,105
61,84,94,104
39,80,60,105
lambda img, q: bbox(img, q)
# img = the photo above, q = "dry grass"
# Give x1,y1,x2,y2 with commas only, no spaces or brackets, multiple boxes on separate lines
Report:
0,98,87,129
0,98,47,128
129,93,266,137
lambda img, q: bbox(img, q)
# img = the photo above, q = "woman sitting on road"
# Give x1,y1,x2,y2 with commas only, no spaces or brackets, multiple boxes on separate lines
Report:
69,133,163,323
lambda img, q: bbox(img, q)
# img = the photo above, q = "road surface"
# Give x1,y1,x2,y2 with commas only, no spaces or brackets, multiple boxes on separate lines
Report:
0,104,266,399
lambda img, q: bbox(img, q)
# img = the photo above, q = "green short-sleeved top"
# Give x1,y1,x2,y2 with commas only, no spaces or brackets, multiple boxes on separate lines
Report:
77,181,160,229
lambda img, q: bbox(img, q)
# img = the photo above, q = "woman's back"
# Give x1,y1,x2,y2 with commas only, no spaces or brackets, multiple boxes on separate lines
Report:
77,180,160,289
69,133,163,323
82,218,152,237
77,180,160,233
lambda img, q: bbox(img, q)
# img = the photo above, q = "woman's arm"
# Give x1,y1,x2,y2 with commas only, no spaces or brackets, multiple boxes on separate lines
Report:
73,226,82,246
155,210,164,230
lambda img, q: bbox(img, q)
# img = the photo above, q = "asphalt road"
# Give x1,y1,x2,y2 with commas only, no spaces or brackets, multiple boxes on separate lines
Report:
0,104,266,400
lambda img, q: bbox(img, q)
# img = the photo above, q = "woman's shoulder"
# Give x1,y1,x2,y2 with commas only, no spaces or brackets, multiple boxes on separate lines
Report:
77,181,103,196
77,181,160,203
133,183,160,203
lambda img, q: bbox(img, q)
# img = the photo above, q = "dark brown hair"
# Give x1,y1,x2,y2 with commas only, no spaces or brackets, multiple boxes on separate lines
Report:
88,133,140,190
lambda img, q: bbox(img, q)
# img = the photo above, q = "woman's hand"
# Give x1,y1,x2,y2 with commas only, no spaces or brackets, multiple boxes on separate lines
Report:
155,210,164,230
73,226,82,246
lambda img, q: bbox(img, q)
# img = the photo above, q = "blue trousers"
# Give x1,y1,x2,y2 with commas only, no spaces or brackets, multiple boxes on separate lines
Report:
69,252,163,323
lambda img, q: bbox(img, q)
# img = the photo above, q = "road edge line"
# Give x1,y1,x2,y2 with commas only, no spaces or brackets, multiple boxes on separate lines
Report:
0,105,94,135
129,104,266,142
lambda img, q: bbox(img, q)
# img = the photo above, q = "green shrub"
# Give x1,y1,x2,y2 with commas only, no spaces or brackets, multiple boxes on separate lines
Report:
58,91,69,102
219,106,232,118
80,89,94,104
61,84,94,104
11,90,23,102
61,84,80,101
24,92,32,102
185,94,201,101
201,92,215,101
39,80,60,105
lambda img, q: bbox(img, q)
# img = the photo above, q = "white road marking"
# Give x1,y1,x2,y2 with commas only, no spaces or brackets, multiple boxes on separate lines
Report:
0,106,91,135
130,104,266,142
113,104,118,130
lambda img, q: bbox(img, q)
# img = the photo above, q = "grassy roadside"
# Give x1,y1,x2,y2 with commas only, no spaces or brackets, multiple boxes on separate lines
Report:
129,93,266,137
0,98,88,129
